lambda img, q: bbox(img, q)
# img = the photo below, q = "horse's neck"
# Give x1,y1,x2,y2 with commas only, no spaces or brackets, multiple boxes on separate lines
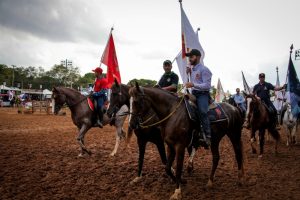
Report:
145,88,177,118
121,85,131,108
64,89,82,106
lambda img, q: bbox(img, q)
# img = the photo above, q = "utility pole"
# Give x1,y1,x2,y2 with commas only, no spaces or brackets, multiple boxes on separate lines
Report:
11,65,15,87
61,59,73,88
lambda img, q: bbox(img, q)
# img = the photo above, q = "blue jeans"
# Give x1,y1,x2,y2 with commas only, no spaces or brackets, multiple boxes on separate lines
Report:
192,90,211,138
93,90,108,110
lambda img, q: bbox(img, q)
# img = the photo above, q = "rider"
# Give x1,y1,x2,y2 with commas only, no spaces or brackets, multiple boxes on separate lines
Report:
245,73,286,129
185,49,212,148
233,88,246,112
92,67,109,128
157,60,179,92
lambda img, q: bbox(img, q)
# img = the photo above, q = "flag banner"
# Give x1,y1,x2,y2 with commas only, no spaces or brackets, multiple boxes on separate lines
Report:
177,2,205,84
215,78,225,103
286,55,300,116
101,32,121,88
241,71,252,94
296,49,300,60
273,70,284,111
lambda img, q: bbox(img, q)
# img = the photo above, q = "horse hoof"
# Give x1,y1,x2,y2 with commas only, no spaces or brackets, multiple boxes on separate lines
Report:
78,153,84,158
187,166,193,174
110,152,116,157
130,176,142,185
206,179,213,188
170,188,182,200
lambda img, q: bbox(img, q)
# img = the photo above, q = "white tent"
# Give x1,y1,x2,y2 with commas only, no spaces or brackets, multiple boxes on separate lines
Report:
43,89,52,99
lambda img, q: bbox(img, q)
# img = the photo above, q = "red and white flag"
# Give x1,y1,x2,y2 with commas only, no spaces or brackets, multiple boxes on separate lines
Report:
101,30,121,88
176,1,205,84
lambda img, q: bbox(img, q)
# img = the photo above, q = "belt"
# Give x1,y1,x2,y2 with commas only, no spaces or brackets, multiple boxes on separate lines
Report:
192,90,209,95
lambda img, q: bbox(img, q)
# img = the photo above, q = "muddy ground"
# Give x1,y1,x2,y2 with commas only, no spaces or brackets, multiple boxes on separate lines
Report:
0,107,299,200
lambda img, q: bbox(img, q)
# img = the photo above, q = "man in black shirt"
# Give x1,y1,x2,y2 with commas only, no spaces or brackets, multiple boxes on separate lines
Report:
247,73,286,129
158,60,179,93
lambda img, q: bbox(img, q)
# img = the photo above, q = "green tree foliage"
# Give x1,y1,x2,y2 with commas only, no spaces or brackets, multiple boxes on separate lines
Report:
127,78,157,87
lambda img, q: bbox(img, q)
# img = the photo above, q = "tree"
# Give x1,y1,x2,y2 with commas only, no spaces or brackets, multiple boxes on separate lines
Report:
127,78,157,87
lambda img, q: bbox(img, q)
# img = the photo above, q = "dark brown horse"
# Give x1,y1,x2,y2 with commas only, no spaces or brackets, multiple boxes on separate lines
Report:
245,94,280,157
52,86,128,157
129,83,244,200
107,81,167,183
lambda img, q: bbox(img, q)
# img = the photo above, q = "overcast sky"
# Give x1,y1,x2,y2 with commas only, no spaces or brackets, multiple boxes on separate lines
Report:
0,0,299,92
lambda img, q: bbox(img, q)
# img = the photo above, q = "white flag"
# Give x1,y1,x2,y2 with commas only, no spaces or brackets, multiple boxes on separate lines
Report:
176,2,205,84
273,69,283,111
215,78,225,103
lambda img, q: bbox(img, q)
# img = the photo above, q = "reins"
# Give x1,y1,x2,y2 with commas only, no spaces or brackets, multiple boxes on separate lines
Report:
139,95,185,129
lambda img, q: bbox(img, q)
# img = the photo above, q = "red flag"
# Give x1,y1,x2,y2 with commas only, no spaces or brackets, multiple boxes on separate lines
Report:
101,33,121,88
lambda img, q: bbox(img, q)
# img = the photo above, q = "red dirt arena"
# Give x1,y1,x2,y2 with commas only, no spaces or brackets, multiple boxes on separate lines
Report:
0,107,300,200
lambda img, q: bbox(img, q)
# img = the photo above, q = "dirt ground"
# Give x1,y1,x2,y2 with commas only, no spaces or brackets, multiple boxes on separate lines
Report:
0,107,300,200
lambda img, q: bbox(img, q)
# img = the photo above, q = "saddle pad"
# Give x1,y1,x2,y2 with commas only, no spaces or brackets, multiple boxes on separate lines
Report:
184,97,227,123
208,103,227,122
87,98,94,111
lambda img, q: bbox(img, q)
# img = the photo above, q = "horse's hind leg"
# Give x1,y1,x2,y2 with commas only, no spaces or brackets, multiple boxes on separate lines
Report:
187,146,196,174
228,133,244,185
130,138,146,184
170,145,185,200
258,129,265,157
207,136,221,188
77,124,91,157
250,129,257,154
165,145,176,182
110,126,121,157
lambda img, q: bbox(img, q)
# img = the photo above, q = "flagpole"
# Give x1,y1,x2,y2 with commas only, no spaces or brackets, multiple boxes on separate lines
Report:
99,27,114,68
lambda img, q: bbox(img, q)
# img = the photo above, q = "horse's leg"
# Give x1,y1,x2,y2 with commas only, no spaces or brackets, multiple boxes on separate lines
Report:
130,137,146,184
292,126,297,144
250,129,257,154
165,145,176,182
228,133,244,185
170,145,185,200
155,135,167,165
110,125,121,157
187,146,196,174
258,129,265,157
207,135,221,188
77,124,91,157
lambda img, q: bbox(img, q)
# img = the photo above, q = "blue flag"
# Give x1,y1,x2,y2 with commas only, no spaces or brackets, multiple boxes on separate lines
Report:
287,55,300,117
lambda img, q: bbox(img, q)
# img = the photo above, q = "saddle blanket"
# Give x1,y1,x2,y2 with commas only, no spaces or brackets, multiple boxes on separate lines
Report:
87,98,94,111
184,96,227,123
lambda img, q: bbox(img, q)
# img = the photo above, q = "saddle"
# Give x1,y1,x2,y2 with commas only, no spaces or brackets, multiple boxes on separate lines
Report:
184,94,228,123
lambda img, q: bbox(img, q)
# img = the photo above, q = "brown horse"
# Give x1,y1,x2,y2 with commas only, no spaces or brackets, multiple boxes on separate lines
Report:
107,82,167,183
245,94,280,157
129,83,244,200
52,86,128,157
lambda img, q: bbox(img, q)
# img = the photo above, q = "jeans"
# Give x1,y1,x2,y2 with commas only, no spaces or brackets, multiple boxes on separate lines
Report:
192,90,211,138
93,90,108,122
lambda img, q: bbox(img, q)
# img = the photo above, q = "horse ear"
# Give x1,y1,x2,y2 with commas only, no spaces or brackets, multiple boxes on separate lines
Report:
135,81,141,93
114,78,119,87
52,87,57,92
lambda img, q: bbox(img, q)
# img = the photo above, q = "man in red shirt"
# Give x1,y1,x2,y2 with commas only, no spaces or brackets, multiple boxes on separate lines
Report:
92,67,108,128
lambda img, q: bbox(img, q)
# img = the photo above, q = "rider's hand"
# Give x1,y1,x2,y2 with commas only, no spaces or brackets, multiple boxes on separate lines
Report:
186,66,191,74
185,82,194,88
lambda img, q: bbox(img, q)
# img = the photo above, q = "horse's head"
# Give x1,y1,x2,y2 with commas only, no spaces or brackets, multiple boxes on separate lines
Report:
285,103,296,123
52,87,66,115
244,93,262,116
128,82,152,130
107,79,130,118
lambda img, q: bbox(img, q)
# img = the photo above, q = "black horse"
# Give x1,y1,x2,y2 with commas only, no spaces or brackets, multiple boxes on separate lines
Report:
107,81,167,183
129,83,245,200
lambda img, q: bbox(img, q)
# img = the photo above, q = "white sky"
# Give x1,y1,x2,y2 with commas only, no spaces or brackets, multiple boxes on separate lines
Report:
0,0,299,93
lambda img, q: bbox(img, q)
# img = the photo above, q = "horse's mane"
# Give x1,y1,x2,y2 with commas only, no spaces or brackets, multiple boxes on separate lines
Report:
56,86,83,96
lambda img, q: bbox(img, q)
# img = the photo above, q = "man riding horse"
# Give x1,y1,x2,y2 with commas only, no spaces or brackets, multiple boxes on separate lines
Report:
185,49,212,147
157,60,179,93
233,88,246,113
92,67,109,128
244,73,286,129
